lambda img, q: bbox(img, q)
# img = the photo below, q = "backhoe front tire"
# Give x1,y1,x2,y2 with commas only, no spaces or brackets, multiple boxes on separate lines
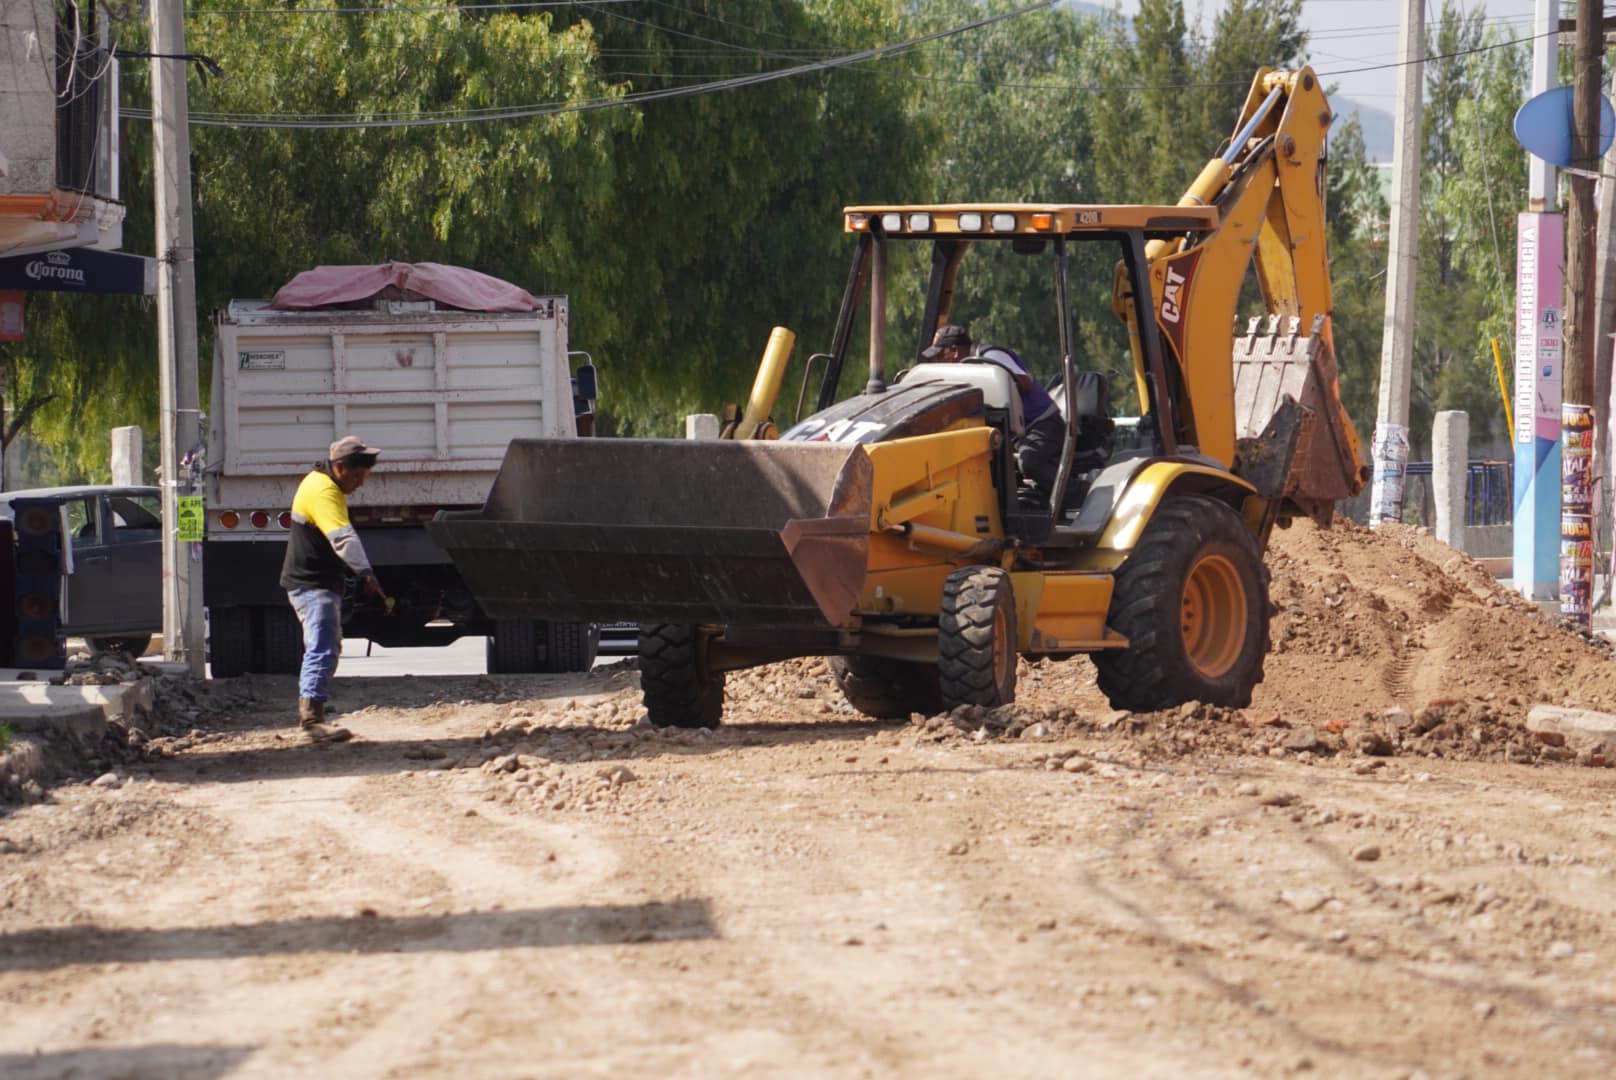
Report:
1093,494,1268,711
638,623,724,728
829,655,943,719
938,566,1018,710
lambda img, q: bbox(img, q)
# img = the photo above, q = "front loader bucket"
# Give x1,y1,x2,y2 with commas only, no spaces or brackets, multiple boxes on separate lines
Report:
427,438,873,629
1232,314,1370,524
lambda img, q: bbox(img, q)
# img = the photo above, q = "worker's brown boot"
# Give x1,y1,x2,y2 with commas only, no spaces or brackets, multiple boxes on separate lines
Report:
299,697,352,743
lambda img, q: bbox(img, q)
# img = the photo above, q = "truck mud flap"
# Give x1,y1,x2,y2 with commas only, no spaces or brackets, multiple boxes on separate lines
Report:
426,438,873,629
1232,314,1370,522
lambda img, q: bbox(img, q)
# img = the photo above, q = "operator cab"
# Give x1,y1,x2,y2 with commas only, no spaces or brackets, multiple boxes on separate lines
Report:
795,202,1212,544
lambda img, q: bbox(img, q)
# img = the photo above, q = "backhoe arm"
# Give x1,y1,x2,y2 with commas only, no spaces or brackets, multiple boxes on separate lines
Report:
1114,67,1365,513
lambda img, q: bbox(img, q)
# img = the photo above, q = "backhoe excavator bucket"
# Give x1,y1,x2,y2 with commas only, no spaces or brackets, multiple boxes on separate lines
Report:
1232,314,1370,524
427,439,874,629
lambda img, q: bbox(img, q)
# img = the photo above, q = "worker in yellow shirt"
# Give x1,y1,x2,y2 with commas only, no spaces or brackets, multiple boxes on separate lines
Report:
279,435,386,742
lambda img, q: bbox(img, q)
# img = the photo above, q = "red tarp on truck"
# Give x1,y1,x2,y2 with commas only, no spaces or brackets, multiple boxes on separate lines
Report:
269,262,539,313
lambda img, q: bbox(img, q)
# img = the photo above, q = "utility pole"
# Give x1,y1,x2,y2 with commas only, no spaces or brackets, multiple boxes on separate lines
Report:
1370,0,1424,526
1559,0,1603,626
149,0,206,674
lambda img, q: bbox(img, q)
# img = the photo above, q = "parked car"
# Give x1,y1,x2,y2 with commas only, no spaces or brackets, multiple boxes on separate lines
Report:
1,485,162,657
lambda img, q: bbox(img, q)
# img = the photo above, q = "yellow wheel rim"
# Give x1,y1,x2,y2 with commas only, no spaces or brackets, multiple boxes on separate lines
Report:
1180,554,1246,679
993,601,1013,690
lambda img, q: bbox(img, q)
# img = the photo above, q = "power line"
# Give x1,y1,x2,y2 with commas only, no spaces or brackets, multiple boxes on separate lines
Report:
186,1,637,14
123,7,1550,130
126,1,1059,128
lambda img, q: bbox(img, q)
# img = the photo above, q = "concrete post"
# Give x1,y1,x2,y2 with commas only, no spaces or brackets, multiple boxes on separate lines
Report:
111,426,142,485
1370,0,1424,525
1433,410,1470,550
685,413,720,440
151,0,206,674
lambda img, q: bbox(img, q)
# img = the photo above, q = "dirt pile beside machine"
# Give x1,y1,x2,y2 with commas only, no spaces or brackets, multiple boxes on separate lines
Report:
429,67,1369,726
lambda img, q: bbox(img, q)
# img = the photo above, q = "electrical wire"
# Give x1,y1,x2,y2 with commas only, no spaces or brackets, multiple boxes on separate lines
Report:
124,0,1059,127
121,8,1552,129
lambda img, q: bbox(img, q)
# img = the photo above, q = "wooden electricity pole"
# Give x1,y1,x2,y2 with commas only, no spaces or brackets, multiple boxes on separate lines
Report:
1559,0,1603,625
1566,0,1600,413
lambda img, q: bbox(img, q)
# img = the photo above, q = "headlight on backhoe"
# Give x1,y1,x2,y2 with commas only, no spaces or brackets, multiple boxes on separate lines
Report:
991,213,1017,232
881,213,903,233
907,213,932,232
847,213,869,231
958,212,983,231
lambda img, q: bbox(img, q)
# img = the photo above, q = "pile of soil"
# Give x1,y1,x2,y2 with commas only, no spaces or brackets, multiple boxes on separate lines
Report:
996,517,1616,767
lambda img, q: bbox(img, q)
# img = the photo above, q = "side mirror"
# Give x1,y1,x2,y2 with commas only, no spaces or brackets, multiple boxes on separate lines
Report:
572,362,598,406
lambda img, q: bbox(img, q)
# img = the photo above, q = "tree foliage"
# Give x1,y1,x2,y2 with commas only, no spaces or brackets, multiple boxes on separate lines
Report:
0,0,1537,483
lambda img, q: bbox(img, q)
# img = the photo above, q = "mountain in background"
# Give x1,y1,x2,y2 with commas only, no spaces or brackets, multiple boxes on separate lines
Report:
1333,97,1395,162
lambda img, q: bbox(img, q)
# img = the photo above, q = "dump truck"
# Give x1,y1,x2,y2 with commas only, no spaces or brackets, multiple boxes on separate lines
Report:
430,68,1369,724
203,265,600,676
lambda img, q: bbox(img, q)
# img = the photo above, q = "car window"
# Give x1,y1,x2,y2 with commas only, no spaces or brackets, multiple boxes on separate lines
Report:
108,494,162,539
64,497,98,547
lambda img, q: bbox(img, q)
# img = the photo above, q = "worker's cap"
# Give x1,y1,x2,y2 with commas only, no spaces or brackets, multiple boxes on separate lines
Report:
920,323,971,360
329,435,381,467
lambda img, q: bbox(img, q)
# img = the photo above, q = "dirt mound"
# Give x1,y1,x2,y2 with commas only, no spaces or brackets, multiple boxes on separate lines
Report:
1260,518,1616,720
721,517,1616,770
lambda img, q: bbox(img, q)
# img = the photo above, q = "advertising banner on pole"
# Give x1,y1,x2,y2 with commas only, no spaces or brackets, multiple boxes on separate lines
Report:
1513,212,1564,600
1561,403,1594,623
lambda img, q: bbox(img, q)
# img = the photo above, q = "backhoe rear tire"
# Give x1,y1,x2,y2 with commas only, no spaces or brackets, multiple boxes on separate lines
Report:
938,566,1018,710
638,623,724,728
1093,494,1268,711
829,655,943,719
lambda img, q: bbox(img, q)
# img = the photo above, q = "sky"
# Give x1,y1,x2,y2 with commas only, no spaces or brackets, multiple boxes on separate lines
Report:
1115,0,1544,106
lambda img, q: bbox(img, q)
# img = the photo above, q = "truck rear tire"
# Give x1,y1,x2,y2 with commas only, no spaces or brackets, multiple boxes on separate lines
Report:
1093,494,1268,711
938,566,1018,710
259,603,305,675
829,655,943,719
208,606,255,678
487,618,540,674
543,621,599,673
638,623,723,728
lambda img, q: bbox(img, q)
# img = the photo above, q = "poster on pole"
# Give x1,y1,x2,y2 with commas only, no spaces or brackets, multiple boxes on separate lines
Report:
1561,403,1594,624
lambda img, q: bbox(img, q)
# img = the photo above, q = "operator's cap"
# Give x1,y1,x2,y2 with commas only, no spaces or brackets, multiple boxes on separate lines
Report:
329,435,381,466
920,322,971,360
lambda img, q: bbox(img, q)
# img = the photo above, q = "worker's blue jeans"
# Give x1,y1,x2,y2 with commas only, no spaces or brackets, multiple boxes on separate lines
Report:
287,588,342,701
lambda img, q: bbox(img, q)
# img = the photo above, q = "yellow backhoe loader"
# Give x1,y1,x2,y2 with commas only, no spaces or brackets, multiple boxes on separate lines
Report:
428,67,1368,726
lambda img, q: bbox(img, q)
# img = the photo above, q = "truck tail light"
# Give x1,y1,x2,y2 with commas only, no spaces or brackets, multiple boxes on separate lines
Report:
219,511,240,529
279,511,293,528
250,511,270,529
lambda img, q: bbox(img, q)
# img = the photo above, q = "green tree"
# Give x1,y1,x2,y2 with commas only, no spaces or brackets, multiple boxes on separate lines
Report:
1431,24,1531,450
1195,0,1307,155
1324,115,1391,440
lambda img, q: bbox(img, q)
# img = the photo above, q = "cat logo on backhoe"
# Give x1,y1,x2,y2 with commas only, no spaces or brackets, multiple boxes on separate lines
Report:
1161,263,1187,324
